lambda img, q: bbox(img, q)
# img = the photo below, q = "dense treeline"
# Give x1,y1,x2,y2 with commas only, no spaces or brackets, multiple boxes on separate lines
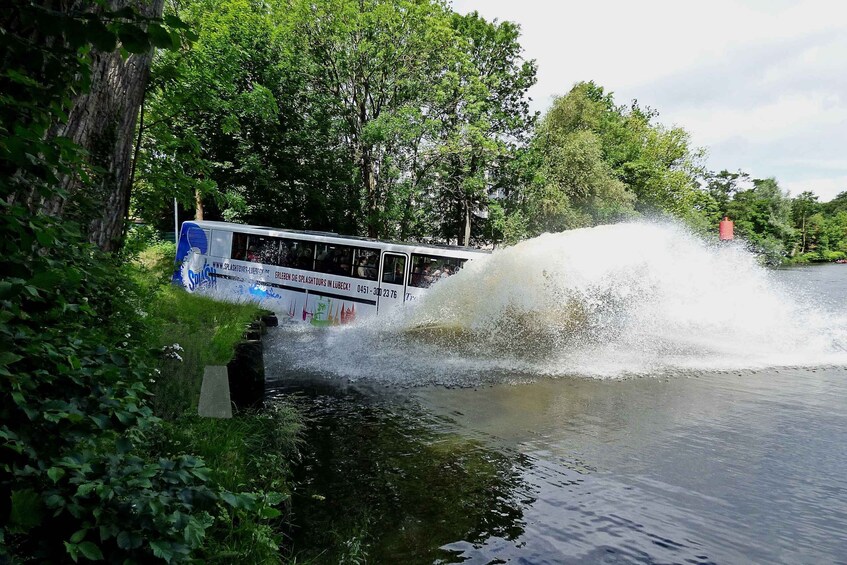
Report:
134,0,846,261
134,0,537,244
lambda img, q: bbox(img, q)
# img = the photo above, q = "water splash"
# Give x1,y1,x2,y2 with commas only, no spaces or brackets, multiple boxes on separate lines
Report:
266,222,847,383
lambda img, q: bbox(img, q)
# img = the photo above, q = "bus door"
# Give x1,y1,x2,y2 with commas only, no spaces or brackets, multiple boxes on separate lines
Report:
377,253,407,314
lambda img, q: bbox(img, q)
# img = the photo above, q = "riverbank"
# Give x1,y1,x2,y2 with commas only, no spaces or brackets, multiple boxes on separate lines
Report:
783,250,847,265
135,244,302,562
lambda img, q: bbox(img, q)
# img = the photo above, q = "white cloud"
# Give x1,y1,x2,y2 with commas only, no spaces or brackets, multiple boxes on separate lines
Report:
451,0,847,201
783,176,847,201
677,93,847,145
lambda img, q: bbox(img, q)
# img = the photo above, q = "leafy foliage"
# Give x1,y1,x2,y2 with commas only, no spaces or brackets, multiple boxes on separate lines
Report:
1,3,295,563
133,0,537,244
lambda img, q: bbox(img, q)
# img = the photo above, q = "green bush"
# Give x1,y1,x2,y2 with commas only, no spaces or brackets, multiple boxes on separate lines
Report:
821,249,846,262
0,207,223,562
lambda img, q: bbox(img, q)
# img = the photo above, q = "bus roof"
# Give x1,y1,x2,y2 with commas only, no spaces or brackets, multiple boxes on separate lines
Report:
187,220,491,256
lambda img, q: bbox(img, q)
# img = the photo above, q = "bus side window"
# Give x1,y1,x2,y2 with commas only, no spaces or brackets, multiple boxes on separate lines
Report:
314,244,351,275
276,240,291,267
315,243,335,274
382,255,406,285
334,245,354,276
232,232,248,260
280,239,299,268
353,248,378,280
255,237,280,264
409,254,463,287
210,230,231,258
296,242,315,270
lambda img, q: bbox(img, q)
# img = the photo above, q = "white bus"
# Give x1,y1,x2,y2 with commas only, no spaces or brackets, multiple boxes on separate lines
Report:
173,220,488,326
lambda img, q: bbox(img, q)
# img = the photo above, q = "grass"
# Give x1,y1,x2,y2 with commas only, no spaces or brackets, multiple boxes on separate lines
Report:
135,243,263,418
132,243,304,563
151,405,303,563
149,286,263,418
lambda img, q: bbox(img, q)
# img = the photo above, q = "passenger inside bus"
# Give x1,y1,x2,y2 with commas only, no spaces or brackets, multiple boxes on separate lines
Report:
356,257,369,278
408,254,464,288
382,256,406,285
298,247,313,269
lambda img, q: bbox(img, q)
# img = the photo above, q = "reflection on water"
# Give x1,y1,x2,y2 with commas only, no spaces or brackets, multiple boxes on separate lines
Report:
264,261,847,563
418,368,847,564
268,365,847,564
266,380,531,563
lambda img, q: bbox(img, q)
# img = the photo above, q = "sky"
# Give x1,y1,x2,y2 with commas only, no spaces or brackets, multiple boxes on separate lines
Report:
451,0,847,201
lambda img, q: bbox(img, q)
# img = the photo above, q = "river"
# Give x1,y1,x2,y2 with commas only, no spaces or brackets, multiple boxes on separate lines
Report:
265,226,847,564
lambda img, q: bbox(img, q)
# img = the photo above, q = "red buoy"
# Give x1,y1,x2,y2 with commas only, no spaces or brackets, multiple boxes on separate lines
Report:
719,216,734,240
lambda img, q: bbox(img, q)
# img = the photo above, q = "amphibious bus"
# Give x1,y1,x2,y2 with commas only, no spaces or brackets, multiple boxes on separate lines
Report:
174,220,488,326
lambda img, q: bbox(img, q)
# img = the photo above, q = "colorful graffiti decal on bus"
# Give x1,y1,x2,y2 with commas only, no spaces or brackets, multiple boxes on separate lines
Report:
310,297,356,327
248,282,281,300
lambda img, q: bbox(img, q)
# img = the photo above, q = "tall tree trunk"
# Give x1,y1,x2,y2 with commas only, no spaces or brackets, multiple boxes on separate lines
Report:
462,198,471,246
46,0,164,252
801,213,806,253
194,188,204,220
362,147,377,238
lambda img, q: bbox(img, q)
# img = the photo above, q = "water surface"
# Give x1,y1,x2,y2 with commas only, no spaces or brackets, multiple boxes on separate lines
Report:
265,230,847,564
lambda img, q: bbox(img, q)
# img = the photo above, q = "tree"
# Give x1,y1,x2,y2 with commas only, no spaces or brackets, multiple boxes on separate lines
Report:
290,0,458,238
526,82,636,234
1,5,228,562
3,1,187,251
431,11,536,245
136,0,280,225
727,177,794,261
823,191,847,215
791,190,820,254
705,169,749,215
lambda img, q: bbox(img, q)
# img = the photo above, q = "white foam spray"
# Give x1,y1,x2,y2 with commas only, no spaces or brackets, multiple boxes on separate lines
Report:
267,222,847,383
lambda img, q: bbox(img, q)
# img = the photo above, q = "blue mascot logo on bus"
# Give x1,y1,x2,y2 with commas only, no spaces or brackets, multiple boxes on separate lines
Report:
174,222,217,290
185,256,217,291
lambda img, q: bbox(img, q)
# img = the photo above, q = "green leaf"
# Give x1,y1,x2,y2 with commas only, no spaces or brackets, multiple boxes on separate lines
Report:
220,491,238,508
90,414,109,429
259,506,281,519
78,541,104,561
47,467,66,483
116,436,132,454
68,355,81,370
265,491,287,505
183,516,207,547
9,489,42,531
77,483,96,497
35,228,55,246
4,69,41,87
150,540,174,562
70,529,87,544
117,24,149,54
0,351,23,367
164,14,190,30
86,19,117,52
189,466,211,482
64,541,80,563
45,493,65,509
147,24,175,49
